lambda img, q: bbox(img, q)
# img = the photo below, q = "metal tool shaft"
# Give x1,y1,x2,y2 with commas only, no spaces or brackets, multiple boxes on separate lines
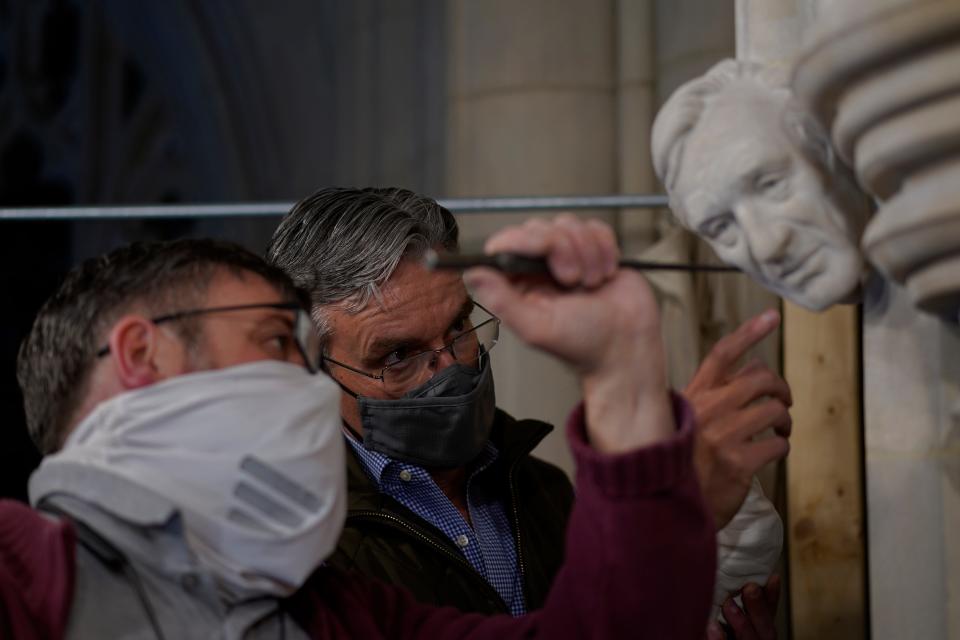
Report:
424,251,739,274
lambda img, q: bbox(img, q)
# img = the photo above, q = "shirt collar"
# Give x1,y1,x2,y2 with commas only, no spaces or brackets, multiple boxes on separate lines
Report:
343,429,500,489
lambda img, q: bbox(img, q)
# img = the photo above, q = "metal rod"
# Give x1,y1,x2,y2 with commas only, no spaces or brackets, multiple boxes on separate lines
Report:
0,194,670,221
425,251,739,274
441,194,669,212
0,203,292,221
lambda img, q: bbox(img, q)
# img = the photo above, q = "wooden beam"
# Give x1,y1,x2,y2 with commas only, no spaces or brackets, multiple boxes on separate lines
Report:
784,302,866,639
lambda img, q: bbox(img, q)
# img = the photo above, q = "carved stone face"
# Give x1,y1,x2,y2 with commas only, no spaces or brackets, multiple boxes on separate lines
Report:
671,80,864,311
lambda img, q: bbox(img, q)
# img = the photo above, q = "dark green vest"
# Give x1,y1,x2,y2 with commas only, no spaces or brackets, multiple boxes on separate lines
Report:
328,409,575,615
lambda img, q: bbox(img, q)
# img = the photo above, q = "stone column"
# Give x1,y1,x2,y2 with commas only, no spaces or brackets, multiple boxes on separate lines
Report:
447,0,618,474
615,0,658,255
735,0,803,64
862,283,960,640
792,2,960,637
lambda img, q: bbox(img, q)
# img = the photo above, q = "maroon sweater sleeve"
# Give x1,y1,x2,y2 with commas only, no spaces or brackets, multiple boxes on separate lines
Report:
0,500,76,640
295,393,716,639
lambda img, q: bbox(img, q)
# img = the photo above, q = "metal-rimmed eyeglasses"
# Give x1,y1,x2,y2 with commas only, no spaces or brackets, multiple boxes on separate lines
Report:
322,301,500,396
94,302,322,373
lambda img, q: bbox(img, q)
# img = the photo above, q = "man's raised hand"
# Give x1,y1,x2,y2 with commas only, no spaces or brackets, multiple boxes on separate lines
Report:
464,215,674,454
684,311,792,528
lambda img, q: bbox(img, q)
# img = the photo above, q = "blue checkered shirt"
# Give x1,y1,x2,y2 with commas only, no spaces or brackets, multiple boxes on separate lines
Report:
345,436,527,616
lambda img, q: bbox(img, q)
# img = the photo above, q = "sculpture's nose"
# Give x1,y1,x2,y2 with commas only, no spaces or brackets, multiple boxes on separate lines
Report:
737,202,793,266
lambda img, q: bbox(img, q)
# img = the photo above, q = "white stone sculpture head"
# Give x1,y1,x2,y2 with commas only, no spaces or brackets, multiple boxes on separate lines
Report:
652,59,872,311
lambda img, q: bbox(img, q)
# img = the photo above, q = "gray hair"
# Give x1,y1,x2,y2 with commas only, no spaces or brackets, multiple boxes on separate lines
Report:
266,187,459,342
651,59,869,231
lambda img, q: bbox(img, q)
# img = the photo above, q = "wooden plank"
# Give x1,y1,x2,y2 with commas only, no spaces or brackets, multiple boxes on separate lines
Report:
784,302,866,639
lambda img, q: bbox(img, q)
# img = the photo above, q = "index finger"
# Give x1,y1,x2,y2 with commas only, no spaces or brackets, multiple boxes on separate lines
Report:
695,310,781,386
764,574,781,609
742,582,777,639
722,597,758,640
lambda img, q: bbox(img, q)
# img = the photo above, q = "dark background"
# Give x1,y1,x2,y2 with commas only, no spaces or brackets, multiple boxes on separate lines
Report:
0,0,447,500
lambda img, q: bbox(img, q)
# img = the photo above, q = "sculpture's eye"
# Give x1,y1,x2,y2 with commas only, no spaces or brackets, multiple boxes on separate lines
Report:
757,172,787,196
700,214,737,246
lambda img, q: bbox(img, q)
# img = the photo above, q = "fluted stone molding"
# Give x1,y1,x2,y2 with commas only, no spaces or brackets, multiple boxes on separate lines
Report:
793,0,960,320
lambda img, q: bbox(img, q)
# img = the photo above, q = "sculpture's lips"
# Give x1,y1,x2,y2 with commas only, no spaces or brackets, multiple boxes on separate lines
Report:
772,248,820,284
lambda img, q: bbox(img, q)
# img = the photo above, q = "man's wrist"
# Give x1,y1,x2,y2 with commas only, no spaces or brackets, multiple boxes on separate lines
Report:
581,366,674,454
565,394,698,499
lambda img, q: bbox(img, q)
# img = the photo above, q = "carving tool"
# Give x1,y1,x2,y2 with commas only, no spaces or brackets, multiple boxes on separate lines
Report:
424,250,739,274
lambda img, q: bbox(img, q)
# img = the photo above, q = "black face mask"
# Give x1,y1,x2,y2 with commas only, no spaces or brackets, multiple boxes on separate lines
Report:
345,357,496,469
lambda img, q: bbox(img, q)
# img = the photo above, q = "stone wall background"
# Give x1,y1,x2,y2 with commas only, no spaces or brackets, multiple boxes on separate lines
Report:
6,2,957,637
448,0,783,485
2,0,778,488
1,8,791,631
0,0,449,499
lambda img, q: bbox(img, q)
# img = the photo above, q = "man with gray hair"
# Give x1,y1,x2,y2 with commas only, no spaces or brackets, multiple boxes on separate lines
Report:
268,188,792,636
651,59,872,312
268,187,568,616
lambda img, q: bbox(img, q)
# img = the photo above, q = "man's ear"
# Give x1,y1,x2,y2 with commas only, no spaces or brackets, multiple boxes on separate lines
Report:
105,315,167,389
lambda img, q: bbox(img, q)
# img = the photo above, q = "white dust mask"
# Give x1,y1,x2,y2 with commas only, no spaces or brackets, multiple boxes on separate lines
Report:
30,360,346,597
